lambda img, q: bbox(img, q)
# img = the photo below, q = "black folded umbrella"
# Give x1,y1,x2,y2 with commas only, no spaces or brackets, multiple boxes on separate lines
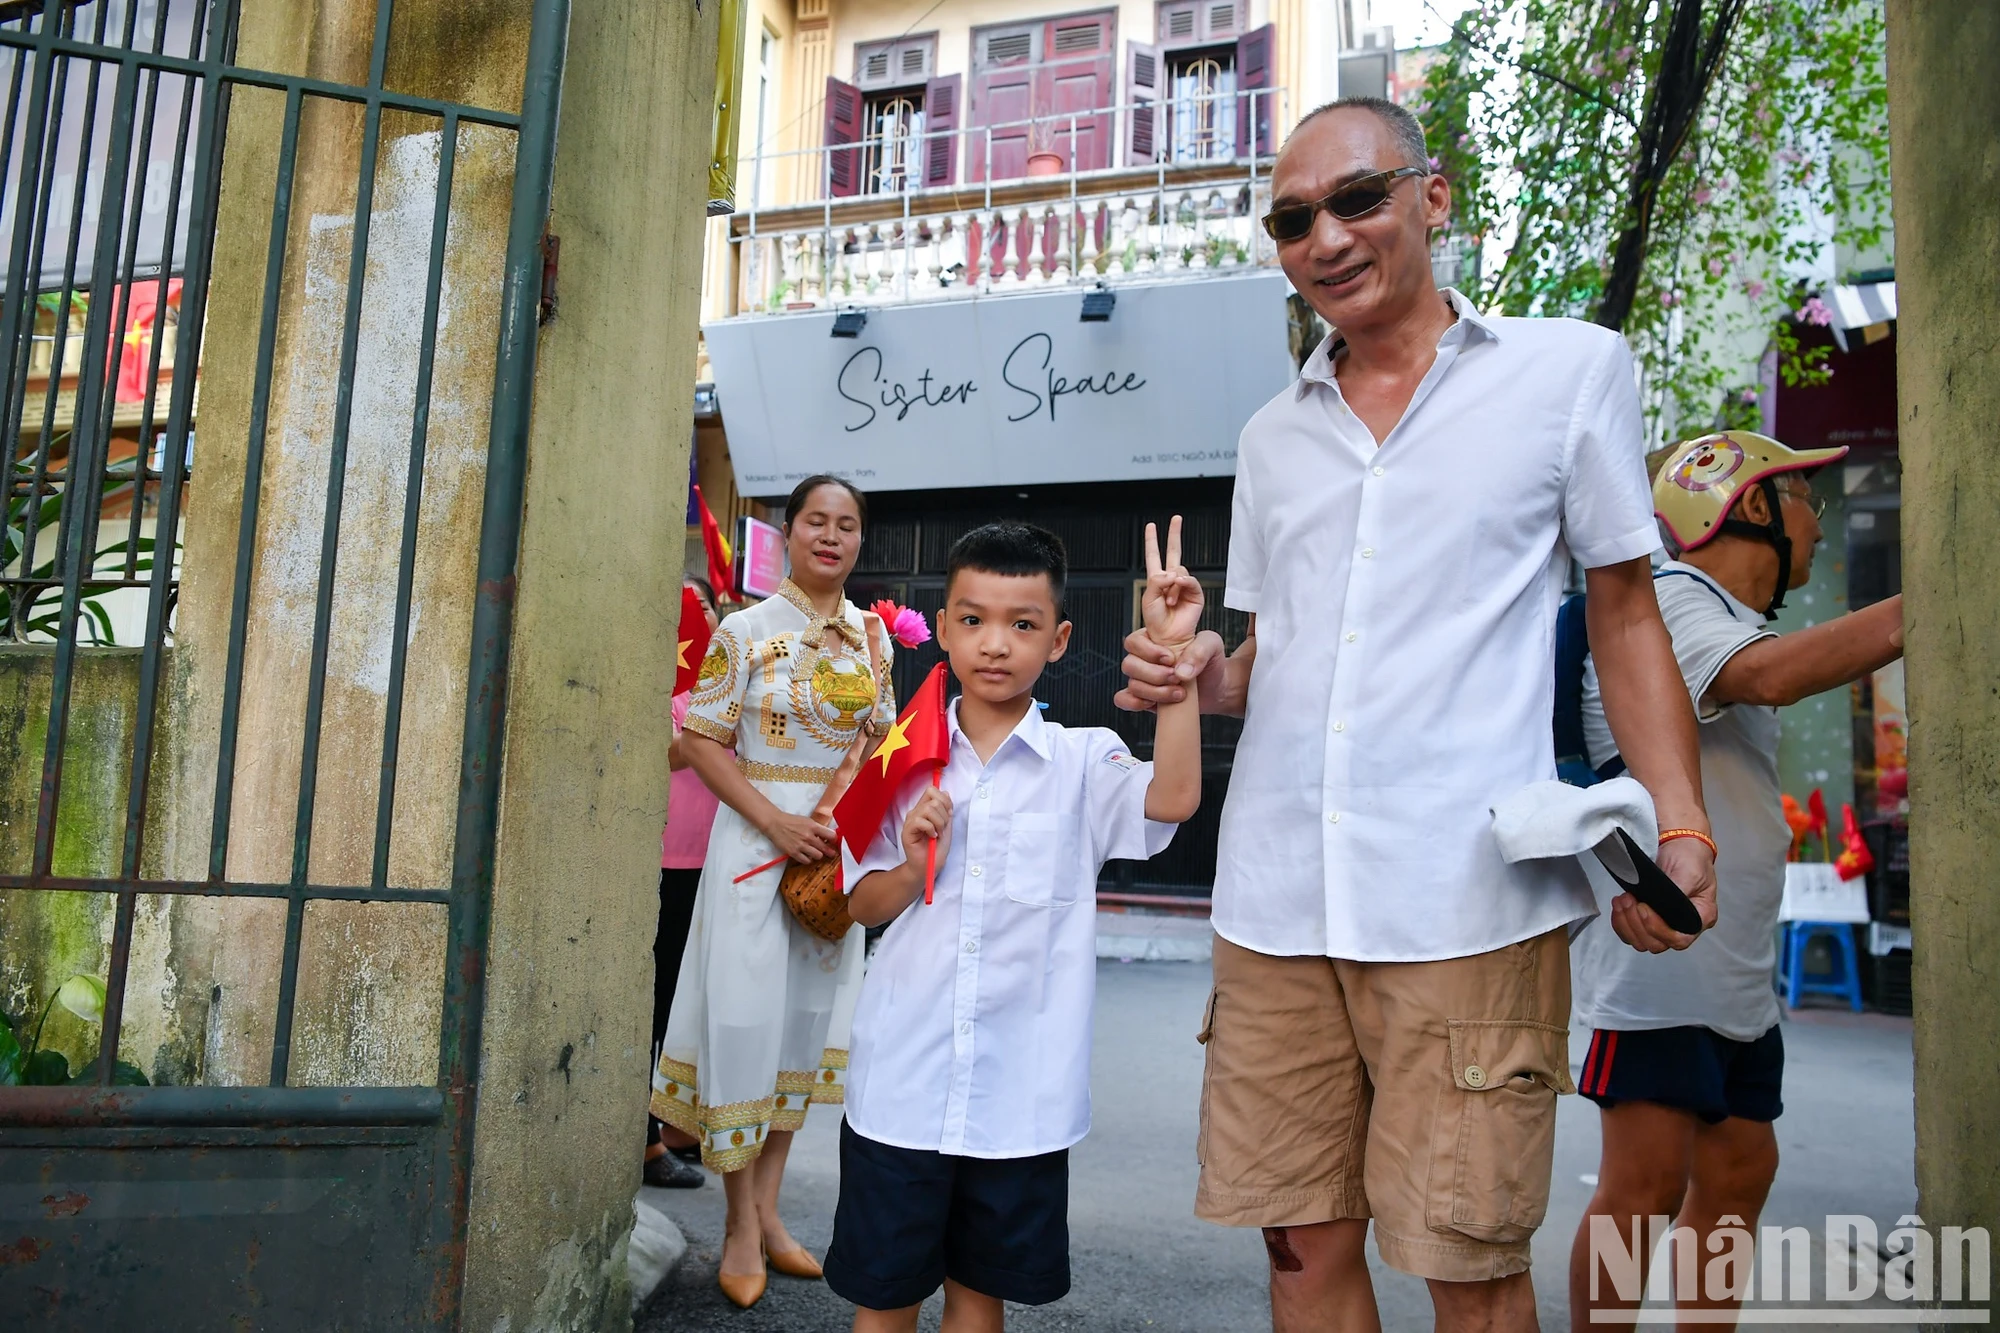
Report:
1592,828,1704,937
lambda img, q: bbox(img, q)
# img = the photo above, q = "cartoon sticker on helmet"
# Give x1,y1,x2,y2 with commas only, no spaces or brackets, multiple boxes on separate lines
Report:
1669,434,1747,493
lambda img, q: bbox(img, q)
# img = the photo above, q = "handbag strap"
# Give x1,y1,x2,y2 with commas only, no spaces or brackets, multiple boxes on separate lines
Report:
810,609,887,826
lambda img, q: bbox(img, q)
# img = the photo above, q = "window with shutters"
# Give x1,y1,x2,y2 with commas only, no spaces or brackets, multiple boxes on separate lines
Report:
1157,0,1244,47
1165,49,1236,160
850,34,938,193
853,33,936,90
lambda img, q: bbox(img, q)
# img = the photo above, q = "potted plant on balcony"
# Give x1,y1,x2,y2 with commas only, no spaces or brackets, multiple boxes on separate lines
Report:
1025,102,1064,177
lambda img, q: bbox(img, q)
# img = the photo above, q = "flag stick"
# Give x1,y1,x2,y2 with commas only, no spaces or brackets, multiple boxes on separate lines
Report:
922,767,943,905
733,853,788,884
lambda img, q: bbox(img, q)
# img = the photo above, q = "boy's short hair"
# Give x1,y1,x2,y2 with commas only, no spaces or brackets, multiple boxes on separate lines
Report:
945,522,1068,616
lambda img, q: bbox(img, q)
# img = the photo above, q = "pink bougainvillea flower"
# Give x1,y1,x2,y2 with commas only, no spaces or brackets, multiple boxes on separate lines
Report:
1707,257,1726,278
1744,279,1767,300
871,599,933,649
1797,296,1833,326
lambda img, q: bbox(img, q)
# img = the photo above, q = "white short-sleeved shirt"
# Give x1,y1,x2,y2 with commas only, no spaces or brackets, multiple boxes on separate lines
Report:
1217,289,1659,962
841,700,1176,1158
1572,562,1788,1042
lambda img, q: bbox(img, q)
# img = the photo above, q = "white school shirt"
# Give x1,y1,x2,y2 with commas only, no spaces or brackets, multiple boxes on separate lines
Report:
1572,562,1787,1041
840,699,1176,1158
1217,289,1659,963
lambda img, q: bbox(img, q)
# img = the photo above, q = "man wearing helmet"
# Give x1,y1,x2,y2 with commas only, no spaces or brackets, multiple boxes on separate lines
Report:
1567,430,1906,1327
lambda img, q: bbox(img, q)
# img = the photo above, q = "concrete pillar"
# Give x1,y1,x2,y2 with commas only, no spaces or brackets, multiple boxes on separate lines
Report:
1886,0,2000,1241
458,2,718,1326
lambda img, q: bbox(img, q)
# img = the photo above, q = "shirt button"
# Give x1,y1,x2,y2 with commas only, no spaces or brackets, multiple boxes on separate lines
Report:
963,940,978,954
1373,465,1385,476
1464,1064,1488,1089
977,786,989,799
959,1021,972,1036
1345,632,1357,643
1333,720,1346,733
1327,812,1341,825
969,865,983,877
1361,547,1375,559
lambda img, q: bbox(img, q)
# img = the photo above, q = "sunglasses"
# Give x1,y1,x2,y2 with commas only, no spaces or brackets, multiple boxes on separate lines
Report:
1261,167,1428,242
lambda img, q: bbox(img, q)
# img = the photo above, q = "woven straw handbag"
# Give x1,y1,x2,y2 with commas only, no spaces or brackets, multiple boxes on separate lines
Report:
778,611,885,943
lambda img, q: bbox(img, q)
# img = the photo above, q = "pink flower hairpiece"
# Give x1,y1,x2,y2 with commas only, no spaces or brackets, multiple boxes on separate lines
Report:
870,599,932,649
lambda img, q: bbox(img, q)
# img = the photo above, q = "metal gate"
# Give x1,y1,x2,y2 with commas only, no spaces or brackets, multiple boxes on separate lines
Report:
0,0,565,1325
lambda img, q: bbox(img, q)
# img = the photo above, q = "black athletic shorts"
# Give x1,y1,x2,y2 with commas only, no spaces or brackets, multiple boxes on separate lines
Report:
823,1119,1071,1311
1578,1023,1785,1124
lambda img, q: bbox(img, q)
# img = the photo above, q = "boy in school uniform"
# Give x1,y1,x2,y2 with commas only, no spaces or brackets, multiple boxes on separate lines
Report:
824,519,1206,1332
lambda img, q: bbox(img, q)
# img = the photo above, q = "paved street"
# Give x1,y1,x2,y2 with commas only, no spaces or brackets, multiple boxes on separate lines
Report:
638,956,1914,1332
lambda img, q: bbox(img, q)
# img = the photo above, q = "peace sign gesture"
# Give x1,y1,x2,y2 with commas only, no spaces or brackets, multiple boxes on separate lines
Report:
1141,515,1205,655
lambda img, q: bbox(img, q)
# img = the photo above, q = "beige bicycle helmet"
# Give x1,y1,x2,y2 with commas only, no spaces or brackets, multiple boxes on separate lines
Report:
1652,430,1846,616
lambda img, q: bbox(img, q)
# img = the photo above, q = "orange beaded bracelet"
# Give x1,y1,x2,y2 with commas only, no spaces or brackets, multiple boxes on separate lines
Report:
1658,828,1717,858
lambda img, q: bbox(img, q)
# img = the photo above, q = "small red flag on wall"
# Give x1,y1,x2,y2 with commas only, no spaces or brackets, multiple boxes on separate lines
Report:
675,584,714,696
693,483,735,601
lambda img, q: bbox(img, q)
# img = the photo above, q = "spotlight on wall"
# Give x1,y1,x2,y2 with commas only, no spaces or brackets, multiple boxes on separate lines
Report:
830,308,868,338
1079,286,1117,323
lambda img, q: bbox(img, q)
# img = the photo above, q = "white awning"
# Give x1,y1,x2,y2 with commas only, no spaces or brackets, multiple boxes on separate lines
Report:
1827,281,1896,330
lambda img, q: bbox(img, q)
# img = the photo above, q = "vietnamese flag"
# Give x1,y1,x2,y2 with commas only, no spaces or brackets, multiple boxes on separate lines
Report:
675,584,714,696
836,663,951,897
693,483,734,601
107,278,182,404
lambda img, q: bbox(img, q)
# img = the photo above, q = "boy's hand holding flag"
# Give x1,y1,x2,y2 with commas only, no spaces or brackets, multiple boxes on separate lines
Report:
836,662,952,902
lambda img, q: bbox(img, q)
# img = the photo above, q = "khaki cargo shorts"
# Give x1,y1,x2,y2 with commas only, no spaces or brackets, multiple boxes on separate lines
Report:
1194,928,1575,1283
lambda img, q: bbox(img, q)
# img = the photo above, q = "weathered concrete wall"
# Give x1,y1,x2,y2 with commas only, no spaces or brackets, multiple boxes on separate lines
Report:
0,649,203,1084
1886,1,2000,1243
457,2,717,1327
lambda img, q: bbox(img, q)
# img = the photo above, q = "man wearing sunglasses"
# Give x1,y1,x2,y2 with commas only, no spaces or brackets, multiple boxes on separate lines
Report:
1116,97,1717,1331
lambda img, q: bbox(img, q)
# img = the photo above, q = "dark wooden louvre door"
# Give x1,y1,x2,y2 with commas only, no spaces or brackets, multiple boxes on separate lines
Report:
1037,12,1116,172
923,73,962,186
1234,24,1275,158
1125,41,1161,164
824,75,864,197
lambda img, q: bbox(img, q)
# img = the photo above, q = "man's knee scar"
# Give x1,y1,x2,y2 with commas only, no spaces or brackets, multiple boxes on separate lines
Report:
1263,1226,1304,1273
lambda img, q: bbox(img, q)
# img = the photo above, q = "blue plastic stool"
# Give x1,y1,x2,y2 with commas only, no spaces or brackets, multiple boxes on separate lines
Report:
1777,921,1864,1012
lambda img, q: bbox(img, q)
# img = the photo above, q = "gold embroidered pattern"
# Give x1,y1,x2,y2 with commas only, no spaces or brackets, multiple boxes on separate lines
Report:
820,1048,849,1071
776,579,819,619
682,712,735,745
648,1063,844,1170
789,632,875,749
760,694,796,749
737,758,842,785
759,634,793,685
690,629,740,706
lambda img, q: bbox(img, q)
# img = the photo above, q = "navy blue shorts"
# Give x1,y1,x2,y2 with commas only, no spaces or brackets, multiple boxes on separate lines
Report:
823,1120,1071,1310
1578,1024,1785,1124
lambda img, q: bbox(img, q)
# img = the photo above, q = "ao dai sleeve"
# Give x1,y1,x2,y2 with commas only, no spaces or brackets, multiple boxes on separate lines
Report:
682,619,749,746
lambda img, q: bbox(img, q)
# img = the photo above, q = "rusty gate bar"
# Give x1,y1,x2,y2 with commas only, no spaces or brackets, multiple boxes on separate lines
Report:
0,0,571,1322
430,0,570,1314
269,0,399,1087
374,106,459,892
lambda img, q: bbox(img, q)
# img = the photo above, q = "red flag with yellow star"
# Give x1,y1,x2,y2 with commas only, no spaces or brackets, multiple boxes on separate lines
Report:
835,662,950,865
675,584,713,696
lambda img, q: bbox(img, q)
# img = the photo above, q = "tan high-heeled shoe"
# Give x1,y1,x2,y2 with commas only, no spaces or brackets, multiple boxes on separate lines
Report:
767,1245,824,1280
718,1265,768,1309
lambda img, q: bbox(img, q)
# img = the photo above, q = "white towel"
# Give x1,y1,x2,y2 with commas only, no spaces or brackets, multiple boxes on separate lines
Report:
1490,777,1658,865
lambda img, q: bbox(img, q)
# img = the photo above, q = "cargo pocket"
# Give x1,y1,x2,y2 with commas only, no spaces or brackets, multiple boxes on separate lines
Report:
1435,1019,1571,1245
1194,988,1219,1165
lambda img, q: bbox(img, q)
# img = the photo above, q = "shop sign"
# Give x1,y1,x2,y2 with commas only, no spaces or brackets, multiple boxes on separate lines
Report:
735,514,785,598
704,272,1294,494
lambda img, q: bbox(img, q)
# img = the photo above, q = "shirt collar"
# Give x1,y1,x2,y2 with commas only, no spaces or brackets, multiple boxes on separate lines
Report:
947,695,1053,762
1296,286,1499,397
775,577,854,625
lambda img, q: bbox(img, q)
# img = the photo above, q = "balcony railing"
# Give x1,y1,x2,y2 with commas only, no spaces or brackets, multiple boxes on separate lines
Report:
720,89,1289,317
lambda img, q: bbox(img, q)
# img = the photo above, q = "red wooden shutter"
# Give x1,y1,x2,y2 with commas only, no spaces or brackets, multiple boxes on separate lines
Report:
923,74,962,186
1038,12,1116,172
824,75,864,197
1125,42,1161,165
1234,24,1274,159
970,25,1037,183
